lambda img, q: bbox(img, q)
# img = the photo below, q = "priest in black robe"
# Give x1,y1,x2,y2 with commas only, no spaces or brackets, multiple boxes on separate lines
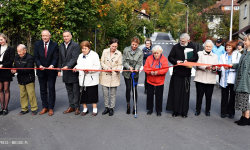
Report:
166,33,198,118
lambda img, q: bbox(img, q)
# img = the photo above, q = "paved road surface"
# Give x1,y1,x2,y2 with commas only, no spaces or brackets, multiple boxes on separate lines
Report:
0,32,249,150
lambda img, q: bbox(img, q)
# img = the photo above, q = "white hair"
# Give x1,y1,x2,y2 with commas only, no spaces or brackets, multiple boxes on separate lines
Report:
17,44,27,50
41,30,51,35
152,45,163,53
180,33,190,41
203,40,214,47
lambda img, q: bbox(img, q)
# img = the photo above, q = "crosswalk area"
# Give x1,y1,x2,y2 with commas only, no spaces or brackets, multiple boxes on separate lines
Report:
152,42,177,45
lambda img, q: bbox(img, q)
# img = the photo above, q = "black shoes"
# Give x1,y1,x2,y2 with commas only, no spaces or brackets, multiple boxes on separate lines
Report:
102,107,110,115
172,112,178,117
157,111,161,117
234,116,244,124
182,113,187,118
229,115,234,119
237,117,250,126
221,114,226,118
0,109,2,115
2,110,8,116
31,111,38,115
147,110,153,115
126,104,130,114
205,112,210,116
195,111,200,116
144,90,147,95
19,110,29,115
109,108,114,116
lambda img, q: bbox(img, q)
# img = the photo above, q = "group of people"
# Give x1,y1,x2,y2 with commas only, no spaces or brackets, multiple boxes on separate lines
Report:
0,30,249,126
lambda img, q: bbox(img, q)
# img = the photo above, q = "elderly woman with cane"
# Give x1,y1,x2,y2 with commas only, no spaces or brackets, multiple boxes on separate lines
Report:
228,34,250,126
100,38,122,116
73,41,101,116
194,40,218,117
144,45,169,116
122,37,143,115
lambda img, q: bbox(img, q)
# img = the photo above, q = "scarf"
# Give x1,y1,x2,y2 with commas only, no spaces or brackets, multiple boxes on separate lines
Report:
151,54,162,69
224,52,232,88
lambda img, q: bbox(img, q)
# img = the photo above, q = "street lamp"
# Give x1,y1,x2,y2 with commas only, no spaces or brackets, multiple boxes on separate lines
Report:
177,2,188,34
229,0,234,41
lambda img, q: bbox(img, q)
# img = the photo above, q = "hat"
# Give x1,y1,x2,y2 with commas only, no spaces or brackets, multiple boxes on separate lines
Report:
216,39,222,43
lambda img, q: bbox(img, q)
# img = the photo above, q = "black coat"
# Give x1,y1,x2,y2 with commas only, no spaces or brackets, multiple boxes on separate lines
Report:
13,53,35,85
168,43,198,77
0,46,15,78
33,40,59,78
58,40,80,83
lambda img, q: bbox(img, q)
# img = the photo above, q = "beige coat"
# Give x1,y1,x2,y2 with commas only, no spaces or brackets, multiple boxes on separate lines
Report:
194,50,218,84
100,48,122,87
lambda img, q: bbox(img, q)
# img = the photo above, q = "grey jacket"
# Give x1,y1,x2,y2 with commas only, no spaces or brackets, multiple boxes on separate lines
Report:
233,50,250,93
58,40,80,83
122,46,143,79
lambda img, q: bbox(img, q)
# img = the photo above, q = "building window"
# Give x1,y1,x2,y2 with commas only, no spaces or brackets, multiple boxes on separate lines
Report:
244,5,247,19
234,6,239,10
225,6,231,10
209,16,214,22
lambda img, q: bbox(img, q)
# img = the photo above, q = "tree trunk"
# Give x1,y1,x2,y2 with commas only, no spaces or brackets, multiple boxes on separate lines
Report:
27,27,32,54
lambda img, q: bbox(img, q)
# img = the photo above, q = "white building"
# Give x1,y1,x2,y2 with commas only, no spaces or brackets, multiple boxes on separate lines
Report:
206,0,239,39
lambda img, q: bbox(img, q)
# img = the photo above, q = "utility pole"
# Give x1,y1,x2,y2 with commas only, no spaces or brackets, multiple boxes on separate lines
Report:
229,0,234,41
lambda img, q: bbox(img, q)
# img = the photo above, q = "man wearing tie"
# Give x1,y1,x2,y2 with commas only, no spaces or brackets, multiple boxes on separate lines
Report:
58,30,80,115
34,30,59,116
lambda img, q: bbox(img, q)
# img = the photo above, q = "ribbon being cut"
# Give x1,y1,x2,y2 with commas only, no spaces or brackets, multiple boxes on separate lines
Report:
0,62,232,72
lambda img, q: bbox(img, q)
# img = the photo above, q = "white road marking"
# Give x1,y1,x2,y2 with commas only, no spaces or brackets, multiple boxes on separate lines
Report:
162,43,165,44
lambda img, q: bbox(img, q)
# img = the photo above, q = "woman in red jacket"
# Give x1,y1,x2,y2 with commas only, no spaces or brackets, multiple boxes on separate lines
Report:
144,45,169,116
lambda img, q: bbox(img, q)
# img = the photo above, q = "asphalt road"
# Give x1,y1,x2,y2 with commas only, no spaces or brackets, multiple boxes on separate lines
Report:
0,32,249,150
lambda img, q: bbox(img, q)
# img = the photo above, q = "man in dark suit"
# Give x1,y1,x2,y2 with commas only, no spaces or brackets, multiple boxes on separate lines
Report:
34,30,59,116
58,30,80,115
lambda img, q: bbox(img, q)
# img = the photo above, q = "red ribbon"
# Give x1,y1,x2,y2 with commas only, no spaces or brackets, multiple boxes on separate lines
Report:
0,62,232,72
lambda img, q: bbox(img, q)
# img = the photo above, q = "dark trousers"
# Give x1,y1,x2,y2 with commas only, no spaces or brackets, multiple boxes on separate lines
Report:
195,82,214,112
124,77,138,105
144,73,148,92
65,82,80,109
147,83,164,112
221,84,235,115
38,75,57,109
218,71,222,83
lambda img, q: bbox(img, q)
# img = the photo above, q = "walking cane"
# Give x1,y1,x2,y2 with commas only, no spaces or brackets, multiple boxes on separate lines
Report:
131,72,138,118
79,72,86,109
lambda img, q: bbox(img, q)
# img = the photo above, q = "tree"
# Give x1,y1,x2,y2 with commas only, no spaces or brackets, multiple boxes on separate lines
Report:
141,2,150,14
157,0,186,39
0,0,42,53
214,11,239,40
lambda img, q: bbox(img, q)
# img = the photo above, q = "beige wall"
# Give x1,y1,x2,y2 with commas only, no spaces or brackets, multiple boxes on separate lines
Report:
239,0,250,30
239,0,250,39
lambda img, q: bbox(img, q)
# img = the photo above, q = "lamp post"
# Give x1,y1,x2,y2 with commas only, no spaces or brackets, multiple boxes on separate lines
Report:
229,0,234,41
177,2,188,34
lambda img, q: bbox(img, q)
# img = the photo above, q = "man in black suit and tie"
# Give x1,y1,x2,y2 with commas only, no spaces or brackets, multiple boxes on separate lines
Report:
58,30,80,115
34,30,59,116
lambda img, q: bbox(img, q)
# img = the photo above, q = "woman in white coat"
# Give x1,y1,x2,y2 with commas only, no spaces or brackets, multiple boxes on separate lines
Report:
194,40,218,116
74,41,101,116
219,41,241,119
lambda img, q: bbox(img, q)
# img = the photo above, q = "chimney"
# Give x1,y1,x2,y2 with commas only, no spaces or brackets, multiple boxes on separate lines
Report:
141,9,146,14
